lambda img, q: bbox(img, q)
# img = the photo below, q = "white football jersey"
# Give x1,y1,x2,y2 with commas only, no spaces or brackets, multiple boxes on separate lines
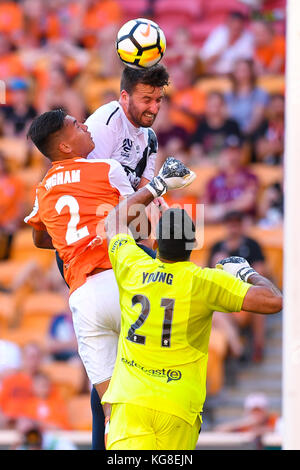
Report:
85,101,158,190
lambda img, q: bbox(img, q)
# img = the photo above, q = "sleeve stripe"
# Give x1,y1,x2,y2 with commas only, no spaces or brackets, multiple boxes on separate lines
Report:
106,107,119,125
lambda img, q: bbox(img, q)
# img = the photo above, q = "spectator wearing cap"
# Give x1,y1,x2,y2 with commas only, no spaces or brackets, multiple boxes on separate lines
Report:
189,91,242,165
201,135,259,224
214,392,278,448
199,11,254,75
0,78,37,138
225,58,270,139
208,210,269,362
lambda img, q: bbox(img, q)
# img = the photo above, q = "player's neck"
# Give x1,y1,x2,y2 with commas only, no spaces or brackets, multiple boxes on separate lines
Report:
158,255,189,264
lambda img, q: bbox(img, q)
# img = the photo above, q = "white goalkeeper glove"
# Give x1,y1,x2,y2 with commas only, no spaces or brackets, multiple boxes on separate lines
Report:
146,157,196,198
215,256,257,282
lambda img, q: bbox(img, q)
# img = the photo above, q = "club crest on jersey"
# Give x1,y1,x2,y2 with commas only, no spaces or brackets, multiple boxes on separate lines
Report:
121,138,133,157
110,238,128,253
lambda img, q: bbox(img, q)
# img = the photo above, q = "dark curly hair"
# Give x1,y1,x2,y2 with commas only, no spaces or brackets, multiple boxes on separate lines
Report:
120,64,170,95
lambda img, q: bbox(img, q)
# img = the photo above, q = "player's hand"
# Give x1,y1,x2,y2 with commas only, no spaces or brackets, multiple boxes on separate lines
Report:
215,256,257,282
146,157,196,198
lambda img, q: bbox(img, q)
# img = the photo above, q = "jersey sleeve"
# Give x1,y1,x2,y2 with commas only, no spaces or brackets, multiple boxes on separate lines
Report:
198,267,251,313
86,121,117,159
108,233,151,281
108,160,135,196
24,192,47,231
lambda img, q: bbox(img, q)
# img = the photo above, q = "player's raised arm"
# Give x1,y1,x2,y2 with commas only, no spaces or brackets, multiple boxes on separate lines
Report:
32,227,54,250
216,256,283,314
105,157,196,243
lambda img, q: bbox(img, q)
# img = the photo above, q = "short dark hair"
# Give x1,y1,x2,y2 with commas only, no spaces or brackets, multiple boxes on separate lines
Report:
156,208,196,262
120,64,170,95
27,109,67,159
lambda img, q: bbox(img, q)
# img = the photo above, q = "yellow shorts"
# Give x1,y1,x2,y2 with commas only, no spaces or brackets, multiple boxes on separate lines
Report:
106,403,201,450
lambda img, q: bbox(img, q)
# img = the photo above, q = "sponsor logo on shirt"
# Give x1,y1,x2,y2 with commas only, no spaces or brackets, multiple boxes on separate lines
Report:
110,238,128,253
121,357,182,383
121,138,133,158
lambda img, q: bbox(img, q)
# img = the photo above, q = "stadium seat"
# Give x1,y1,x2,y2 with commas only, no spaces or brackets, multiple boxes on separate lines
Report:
207,327,228,395
67,394,92,431
41,361,85,399
257,75,285,95
10,228,55,270
202,0,250,19
21,291,68,317
0,292,17,330
1,327,47,348
250,164,283,195
184,165,219,198
195,76,232,94
0,260,29,288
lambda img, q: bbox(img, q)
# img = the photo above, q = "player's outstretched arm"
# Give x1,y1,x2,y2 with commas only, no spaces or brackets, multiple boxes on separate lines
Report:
32,228,54,250
216,256,282,314
105,157,196,243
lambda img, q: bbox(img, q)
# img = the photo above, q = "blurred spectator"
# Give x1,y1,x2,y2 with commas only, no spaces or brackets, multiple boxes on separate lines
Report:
0,1,24,46
0,78,37,138
37,64,87,121
189,91,242,165
258,181,283,228
0,152,25,260
214,392,278,449
252,93,284,165
168,66,206,134
152,95,189,164
80,0,122,49
0,33,26,85
22,371,71,430
46,310,79,362
202,136,258,224
208,210,269,362
164,26,198,72
0,342,44,425
199,11,254,75
251,19,285,76
225,58,270,138
12,417,77,450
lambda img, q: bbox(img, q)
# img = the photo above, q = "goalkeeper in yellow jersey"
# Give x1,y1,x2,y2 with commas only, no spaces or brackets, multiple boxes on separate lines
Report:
103,157,283,450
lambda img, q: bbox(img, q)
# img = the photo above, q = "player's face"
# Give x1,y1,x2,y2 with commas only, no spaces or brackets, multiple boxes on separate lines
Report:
126,84,164,127
62,115,95,157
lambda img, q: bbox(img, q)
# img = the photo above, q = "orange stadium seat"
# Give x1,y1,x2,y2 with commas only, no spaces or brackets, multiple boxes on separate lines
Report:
67,394,92,431
10,228,55,270
184,165,219,198
41,361,85,399
0,260,29,288
257,75,285,95
0,292,17,330
195,76,232,94
19,291,68,333
1,327,47,348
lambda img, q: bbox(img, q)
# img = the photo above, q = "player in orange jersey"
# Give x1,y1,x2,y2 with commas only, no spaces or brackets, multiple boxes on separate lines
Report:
25,109,134,415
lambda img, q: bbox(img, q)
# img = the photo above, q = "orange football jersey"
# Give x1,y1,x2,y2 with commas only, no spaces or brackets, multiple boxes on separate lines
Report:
25,157,133,294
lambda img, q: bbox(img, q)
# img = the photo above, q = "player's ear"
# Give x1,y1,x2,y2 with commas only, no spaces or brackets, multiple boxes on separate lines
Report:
120,89,129,107
58,141,72,154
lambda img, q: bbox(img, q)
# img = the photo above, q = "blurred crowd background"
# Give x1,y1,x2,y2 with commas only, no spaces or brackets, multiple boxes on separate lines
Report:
0,0,284,450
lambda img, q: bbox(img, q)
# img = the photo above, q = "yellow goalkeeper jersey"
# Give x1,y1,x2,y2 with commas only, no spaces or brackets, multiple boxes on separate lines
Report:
102,233,251,425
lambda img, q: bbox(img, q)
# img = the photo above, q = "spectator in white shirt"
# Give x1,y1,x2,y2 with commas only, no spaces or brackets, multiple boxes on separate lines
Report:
200,11,254,75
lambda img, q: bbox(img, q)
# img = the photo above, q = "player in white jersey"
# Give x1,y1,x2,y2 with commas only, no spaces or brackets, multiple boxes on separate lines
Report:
85,64,170,190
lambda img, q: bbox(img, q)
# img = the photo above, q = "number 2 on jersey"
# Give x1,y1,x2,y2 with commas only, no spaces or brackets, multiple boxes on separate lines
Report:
55,195,89,245
127,295,175,348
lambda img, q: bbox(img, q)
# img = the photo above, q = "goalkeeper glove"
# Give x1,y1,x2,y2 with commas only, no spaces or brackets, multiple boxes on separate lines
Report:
215,256,257,282
146,157,196,198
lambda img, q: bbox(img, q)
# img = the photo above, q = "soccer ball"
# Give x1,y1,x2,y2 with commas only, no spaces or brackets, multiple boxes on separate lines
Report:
116,18,166,69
